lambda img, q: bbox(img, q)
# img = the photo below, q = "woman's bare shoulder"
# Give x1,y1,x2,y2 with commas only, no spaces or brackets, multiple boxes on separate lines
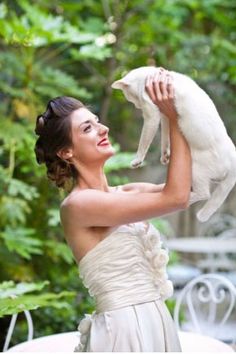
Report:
60,189,78,210
60,186,120,210
59,186,120,232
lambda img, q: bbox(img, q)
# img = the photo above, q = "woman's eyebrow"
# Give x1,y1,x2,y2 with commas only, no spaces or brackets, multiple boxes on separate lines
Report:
79,116,99,128
79,120,91,127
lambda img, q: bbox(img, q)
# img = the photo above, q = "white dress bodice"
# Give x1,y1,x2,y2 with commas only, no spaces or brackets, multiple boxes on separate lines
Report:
78,221,173,314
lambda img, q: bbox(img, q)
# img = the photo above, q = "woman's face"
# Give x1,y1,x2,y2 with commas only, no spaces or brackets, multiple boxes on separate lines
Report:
70,108,115,166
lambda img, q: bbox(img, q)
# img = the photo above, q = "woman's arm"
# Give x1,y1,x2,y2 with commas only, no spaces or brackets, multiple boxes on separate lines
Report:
163,117,191,201
120,183,165,193
61,69,192,227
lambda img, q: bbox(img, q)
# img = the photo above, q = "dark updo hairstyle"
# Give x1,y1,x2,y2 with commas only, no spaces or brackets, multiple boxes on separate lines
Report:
34,96,84,189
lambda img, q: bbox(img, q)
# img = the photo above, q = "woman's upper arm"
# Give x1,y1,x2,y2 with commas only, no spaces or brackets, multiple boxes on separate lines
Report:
62,189,187,228
121,182,165,193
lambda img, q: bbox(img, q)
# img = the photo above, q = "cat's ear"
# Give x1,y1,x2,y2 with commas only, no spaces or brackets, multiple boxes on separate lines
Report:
111,79,130,89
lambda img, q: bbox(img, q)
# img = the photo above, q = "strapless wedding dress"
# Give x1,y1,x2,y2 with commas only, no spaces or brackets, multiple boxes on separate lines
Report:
74,221,181,352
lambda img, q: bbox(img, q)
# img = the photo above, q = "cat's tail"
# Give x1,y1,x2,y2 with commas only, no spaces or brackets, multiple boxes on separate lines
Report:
197,155,236,222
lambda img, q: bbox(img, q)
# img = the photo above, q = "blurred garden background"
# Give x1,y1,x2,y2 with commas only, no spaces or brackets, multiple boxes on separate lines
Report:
0,0,236,349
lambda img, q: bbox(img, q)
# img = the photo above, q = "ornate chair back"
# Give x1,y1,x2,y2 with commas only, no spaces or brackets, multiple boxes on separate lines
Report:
174,273,236,343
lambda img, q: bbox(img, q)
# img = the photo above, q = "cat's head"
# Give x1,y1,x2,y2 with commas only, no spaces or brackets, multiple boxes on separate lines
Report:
111,67,159,108
111,71,142,108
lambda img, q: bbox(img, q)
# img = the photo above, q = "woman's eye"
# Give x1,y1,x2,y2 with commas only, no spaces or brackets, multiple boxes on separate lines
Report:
84,125,91,132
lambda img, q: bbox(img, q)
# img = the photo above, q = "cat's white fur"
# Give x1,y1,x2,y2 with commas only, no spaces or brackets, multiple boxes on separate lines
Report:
111,66,236,222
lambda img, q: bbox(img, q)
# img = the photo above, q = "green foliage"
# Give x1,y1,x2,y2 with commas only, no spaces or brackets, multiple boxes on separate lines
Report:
104,142,136,173
0,280,75,317
0,280,49,297
166,297,185,323
150,218,175,238
0,227,42,260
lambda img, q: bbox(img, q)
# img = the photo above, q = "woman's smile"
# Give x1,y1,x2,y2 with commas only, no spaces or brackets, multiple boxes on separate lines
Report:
97,138,111,146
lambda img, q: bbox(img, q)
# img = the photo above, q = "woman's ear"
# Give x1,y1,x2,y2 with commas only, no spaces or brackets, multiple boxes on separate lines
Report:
57,148,73,161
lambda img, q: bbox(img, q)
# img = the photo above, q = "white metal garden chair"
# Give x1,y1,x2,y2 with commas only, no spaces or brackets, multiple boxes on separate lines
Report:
174,273,236,344
3,310,33,352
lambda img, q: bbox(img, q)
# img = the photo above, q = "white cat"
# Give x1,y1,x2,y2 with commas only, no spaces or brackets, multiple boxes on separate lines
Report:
111,66,236,222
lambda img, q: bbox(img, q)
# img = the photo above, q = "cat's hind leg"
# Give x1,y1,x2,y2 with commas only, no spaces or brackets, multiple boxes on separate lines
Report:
189,162,211,205
197,157,236,222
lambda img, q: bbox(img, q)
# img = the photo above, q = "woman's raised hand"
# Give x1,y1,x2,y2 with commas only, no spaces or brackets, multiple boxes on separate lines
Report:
145,68,177,121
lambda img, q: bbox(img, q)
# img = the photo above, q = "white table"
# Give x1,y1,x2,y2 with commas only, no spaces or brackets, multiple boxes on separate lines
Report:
166,237,236,273
7,330,234,352
166,237,236,254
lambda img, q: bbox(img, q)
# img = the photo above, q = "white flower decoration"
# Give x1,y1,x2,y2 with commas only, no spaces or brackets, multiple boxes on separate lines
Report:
145,250,153,259
152,249,169,268
75,311,96,352
141,226,173,301
77,314,92,334
160,280,173,300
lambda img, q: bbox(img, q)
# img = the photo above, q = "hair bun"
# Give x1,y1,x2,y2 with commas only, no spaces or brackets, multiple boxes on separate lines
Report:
35,115,46,136
34,96,84,189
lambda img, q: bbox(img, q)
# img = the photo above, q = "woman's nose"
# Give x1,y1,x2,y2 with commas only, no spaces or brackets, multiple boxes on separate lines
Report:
99,123,109,135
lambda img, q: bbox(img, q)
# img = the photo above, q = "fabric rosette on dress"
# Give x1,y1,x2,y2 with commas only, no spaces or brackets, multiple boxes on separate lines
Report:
141,224,173,300
74,312,96,352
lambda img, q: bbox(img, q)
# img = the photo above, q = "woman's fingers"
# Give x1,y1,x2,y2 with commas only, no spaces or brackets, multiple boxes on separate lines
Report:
145,68,174,104
153,72,162,101
159,69,169,99
145,75,156,103
167,74,174,99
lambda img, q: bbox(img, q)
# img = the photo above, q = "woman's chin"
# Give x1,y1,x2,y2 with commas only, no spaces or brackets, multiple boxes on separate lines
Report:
103,147,116,161
98,144,115,155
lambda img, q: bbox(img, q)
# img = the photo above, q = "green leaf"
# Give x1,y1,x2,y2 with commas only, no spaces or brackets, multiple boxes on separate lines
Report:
71,44,112,61
47,209,61,227
0,227,43,259
0,280,49,299
8,179,39,201
32,66,92,99
0,121,27,147
0,196,30,225
0,291,75,317
45,240,74,264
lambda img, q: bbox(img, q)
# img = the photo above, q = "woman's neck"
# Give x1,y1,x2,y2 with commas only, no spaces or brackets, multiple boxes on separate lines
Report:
74,165,110,192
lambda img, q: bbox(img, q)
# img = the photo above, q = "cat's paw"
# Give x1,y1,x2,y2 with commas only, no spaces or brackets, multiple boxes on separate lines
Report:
131,158,143,168
160,149,170,165
197,209,211,223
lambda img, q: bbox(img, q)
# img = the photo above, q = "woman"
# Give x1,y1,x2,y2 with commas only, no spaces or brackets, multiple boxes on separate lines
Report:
34,68,191,352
